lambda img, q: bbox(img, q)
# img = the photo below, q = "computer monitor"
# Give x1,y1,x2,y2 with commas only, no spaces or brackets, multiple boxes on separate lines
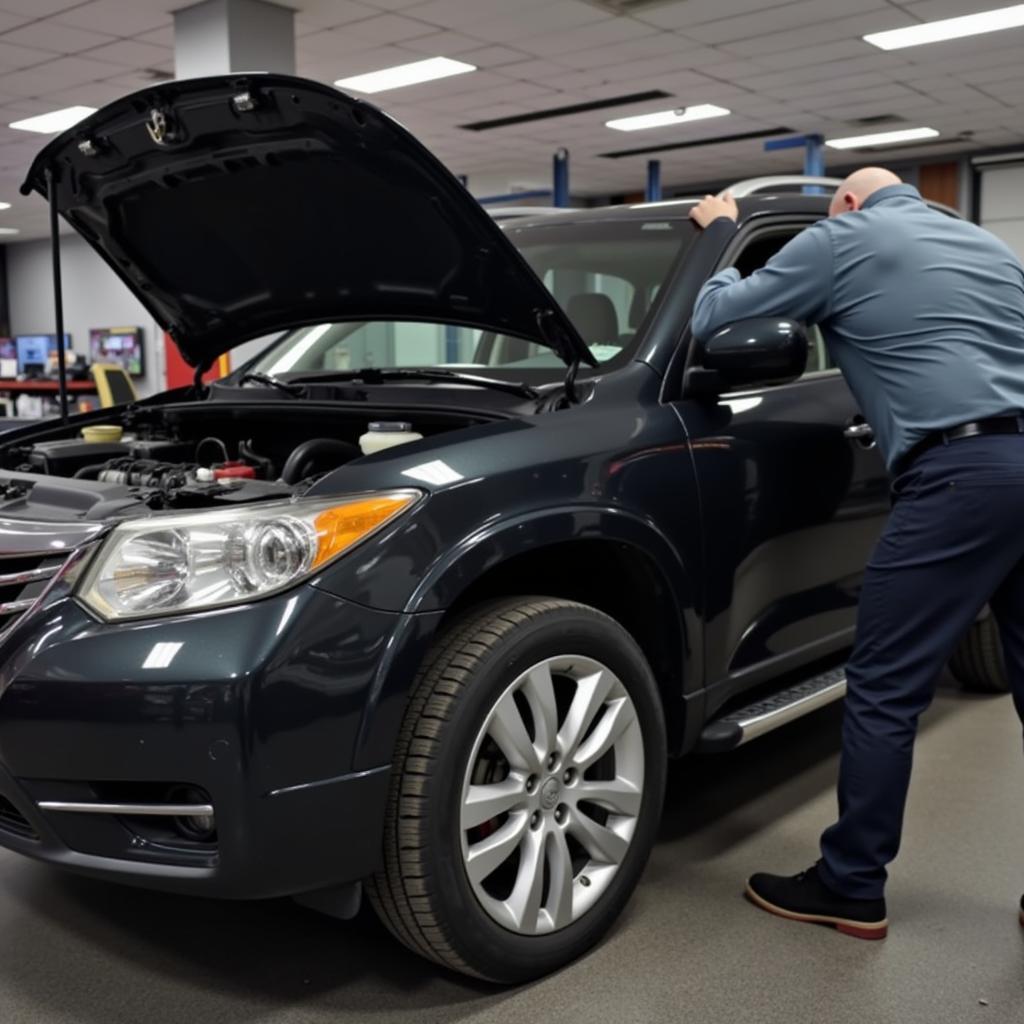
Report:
15,334,72,375
89,327,144,377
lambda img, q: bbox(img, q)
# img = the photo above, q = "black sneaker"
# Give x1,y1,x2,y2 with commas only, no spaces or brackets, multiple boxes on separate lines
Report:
746,865,888,940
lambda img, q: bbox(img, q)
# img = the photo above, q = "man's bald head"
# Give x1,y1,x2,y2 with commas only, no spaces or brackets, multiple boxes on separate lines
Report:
828,167,902,217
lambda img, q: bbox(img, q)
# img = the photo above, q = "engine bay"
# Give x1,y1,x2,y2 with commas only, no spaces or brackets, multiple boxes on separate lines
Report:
0,401,493,521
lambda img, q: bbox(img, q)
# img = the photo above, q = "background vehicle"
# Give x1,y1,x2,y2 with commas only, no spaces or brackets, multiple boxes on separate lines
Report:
0,75,1002,985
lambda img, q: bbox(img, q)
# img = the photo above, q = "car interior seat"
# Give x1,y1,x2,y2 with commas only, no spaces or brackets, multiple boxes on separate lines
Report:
567,293,620,346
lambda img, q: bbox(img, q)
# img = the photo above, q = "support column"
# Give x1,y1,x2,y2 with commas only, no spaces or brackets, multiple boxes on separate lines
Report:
553,148,570,208
645,159,662,202
174,0,295,79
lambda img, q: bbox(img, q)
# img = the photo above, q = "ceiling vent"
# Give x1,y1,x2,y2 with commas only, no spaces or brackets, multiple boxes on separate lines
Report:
847,114,906,127
583,0,684,13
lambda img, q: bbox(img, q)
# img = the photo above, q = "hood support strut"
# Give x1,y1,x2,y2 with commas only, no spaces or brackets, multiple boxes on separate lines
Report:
46,167,70,424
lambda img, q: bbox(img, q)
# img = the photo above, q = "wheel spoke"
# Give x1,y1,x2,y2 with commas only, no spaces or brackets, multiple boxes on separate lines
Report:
465,811,529,885
521,662,558,759
557,669,614,761
462,777,527,830
572,777,642,817
505,825,546,932
545,827,575,930
571,696,636,772
488,691,541,772
567,807,630,865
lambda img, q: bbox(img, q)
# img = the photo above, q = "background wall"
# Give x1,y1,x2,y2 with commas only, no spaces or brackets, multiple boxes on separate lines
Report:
6,234,164,398
977,162,1024,261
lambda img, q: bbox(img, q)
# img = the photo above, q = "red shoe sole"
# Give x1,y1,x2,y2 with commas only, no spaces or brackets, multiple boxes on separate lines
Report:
745,883,888,940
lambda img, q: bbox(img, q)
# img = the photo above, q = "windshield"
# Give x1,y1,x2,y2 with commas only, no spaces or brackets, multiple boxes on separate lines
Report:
249,216,696,380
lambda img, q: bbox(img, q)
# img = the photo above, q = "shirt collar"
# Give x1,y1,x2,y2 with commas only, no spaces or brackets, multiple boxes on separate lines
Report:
861,183,923,209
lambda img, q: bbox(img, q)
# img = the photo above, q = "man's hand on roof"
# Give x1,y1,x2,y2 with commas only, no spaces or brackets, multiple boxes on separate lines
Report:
689,191,739,229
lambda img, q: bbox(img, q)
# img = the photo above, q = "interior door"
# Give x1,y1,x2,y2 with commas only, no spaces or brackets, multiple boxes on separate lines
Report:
677,222,890,695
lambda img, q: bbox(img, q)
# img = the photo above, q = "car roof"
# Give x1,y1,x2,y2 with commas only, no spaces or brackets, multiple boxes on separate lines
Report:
500,193,834,229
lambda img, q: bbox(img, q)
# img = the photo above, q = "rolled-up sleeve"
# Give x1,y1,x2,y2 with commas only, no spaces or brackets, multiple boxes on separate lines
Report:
691,221,835,341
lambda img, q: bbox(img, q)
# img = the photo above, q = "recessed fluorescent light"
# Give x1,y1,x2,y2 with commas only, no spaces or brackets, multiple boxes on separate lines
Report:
864,3,1024,50
9,105,96,134
0,202,9,211
335,56,476,94
606,104,731,132
826,127,939,149
0,227,19,235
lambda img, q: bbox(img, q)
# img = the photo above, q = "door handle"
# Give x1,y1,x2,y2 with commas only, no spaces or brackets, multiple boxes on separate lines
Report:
843,422,874,439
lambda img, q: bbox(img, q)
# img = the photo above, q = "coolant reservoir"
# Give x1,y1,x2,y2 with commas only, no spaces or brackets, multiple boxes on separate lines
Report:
359,421,423,456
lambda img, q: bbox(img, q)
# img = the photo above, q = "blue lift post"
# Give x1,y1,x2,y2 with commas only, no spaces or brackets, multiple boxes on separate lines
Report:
763,133,826,193
553,148,570,207
646,159,662,202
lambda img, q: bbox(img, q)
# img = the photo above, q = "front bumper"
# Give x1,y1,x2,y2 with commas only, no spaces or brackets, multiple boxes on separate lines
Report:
0,585,402,899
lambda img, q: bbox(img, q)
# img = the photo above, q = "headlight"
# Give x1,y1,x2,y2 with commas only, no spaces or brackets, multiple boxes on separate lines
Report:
77,491,419,621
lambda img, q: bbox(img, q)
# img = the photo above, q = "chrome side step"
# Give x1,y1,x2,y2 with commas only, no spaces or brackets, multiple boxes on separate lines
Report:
698,666,847,753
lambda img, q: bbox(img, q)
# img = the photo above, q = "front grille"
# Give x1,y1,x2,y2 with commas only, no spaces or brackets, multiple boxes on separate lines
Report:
0,552,69,636
0,795,38,840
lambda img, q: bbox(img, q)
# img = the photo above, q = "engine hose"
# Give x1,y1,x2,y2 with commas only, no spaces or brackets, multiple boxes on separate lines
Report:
280,438,361,485
73,463,110,480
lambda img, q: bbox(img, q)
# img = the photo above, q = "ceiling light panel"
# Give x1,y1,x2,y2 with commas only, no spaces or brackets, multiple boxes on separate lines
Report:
336,57,476,94
826,127,940,149
9,106,97,134
864,4,1024,50
606,104,731,131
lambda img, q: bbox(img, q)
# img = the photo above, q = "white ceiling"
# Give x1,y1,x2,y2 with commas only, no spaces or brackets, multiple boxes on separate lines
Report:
0,0,1022,239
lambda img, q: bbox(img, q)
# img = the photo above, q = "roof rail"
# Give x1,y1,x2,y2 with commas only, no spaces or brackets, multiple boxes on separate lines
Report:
486,205,566,221
723,176,843,198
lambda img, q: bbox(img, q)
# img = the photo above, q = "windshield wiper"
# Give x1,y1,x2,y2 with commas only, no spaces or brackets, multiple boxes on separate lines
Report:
238,371,306,397
288,367,540,401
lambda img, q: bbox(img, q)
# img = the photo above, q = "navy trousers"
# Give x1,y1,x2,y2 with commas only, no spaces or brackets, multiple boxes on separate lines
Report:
818,433,1024,900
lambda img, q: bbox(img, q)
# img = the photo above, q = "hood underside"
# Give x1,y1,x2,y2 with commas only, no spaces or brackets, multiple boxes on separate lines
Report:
22,73,593,371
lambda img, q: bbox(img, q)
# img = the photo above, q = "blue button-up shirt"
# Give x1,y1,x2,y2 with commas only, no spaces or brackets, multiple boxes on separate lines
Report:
692,184,1024,469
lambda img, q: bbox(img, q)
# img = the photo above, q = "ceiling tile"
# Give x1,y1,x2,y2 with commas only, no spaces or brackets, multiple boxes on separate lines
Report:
0,41,58,75
340,12,439,43
53,1,170,37
456,44,530,68
0,21,117,54
293,0,379,29
0,0,79,14
132,24,173,47
82,39,170,69
685,0,889,45
396,30,489,55
636,0,799,31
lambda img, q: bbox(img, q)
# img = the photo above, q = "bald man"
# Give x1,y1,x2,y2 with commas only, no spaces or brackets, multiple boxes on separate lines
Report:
689,169,1024,939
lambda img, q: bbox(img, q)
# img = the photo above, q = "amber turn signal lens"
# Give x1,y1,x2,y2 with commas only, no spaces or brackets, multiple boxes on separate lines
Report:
311,494,416,568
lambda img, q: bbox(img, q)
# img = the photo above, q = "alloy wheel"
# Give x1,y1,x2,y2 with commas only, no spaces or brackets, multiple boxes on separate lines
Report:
459,655,645,936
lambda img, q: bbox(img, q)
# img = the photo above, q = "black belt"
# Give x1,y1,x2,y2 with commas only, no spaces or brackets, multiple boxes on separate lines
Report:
895,415,1024,475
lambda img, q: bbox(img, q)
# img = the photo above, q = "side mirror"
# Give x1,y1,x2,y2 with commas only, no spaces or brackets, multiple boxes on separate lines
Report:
700,318,809,392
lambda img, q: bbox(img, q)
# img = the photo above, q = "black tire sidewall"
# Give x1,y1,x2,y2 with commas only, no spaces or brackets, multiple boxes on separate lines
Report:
415,603,667,984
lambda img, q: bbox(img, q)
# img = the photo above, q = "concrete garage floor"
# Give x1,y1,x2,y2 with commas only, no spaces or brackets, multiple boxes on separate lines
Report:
1,675,1022,1024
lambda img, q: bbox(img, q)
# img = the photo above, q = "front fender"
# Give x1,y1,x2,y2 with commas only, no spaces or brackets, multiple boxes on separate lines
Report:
347,505,699,770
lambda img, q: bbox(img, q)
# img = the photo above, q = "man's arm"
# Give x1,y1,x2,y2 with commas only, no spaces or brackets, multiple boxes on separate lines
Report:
691,221,835,342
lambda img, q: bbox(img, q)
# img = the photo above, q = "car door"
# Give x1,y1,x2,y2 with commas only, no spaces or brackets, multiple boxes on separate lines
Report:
674,218,890,706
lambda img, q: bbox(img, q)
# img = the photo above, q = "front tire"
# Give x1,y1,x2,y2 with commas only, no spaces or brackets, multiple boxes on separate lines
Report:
950,612,1010,693
367,597,667,983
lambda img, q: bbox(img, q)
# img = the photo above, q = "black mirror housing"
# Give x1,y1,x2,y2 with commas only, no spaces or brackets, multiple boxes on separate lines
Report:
700,318,809,392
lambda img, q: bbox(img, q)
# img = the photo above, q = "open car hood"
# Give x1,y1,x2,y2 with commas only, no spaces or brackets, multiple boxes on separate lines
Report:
21,73,594,371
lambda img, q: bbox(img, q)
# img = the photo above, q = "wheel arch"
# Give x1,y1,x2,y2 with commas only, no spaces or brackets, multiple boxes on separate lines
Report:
415,507,697,754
